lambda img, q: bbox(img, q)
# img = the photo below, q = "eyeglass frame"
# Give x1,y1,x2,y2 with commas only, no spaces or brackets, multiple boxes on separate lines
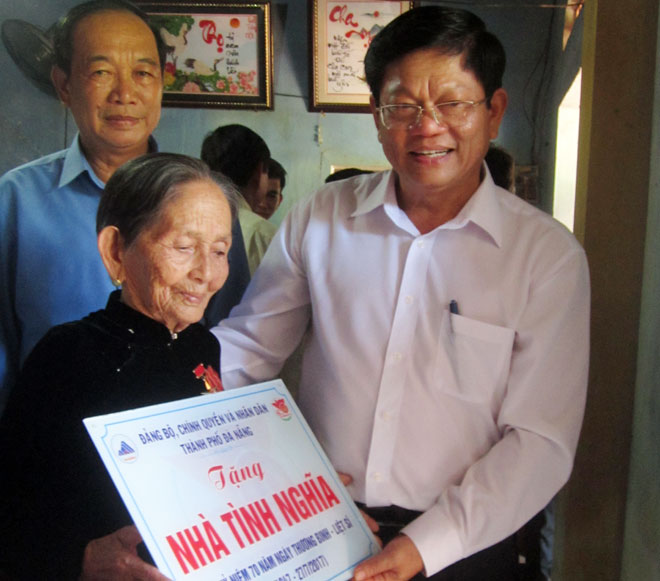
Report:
376,98,489,130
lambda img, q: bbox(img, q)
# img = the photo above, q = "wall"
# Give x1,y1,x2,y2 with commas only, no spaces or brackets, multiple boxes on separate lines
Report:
620,6,660,578
1,0,562,222
556,0,660,578
0,3,70,170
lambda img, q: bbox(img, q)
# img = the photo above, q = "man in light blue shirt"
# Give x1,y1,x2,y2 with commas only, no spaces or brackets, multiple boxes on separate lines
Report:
0,138,114,409
0,0,166,414
0,0,248,413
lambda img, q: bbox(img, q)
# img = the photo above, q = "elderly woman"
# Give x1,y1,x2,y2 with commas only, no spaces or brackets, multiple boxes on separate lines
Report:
0,153,238,580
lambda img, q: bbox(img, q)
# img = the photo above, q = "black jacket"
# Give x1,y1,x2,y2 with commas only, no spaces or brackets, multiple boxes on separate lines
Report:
0,291,221,579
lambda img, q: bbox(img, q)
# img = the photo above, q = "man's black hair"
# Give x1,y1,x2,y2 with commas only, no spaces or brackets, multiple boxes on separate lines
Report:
267,158,287,190
201,124,271,190
365,6,505,105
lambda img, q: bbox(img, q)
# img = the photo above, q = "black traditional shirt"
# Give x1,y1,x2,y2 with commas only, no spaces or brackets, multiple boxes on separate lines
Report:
0,291,221,579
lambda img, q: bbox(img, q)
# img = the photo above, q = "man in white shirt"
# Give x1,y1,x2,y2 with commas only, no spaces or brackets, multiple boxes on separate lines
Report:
213,6,589,581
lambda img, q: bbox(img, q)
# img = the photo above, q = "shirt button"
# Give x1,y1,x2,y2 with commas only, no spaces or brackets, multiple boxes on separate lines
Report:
392,352,402,363
381,411,393,422
417,240,425,248
372,472,383,482
404,295,413,305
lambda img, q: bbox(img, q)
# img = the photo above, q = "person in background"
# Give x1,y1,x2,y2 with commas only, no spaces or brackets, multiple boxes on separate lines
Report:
325,167,374,183
0,0,249,415
0,153,237,580
253,157,286,220
213,6,589,581
201,124,277,275
485,143,516,193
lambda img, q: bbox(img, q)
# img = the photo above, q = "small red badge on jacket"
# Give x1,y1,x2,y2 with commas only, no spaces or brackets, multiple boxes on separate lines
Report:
193,363,224,393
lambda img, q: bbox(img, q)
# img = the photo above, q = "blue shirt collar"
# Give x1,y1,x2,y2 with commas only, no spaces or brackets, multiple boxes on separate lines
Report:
59,133,159,189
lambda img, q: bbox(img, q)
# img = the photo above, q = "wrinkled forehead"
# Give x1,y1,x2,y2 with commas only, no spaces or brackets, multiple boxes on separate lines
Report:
380,48,481,97
384,45,470,79
71,9,157,59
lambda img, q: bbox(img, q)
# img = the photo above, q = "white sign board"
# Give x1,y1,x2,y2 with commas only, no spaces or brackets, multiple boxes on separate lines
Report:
84,380,379,581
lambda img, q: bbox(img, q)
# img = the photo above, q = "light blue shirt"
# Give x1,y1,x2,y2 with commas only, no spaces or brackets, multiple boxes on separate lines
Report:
0,136,116,412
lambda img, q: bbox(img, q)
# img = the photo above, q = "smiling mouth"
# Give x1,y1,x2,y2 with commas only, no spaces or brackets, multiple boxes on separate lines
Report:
411,149,451,158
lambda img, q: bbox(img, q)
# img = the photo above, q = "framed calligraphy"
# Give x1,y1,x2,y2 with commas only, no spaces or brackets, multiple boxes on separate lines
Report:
309,1,416,112
137,1,273,109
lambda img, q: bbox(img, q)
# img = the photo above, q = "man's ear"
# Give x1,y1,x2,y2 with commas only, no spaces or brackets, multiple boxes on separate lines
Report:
487,88,508,140
97,226,125,285
370,96,384,142
51,65,71,106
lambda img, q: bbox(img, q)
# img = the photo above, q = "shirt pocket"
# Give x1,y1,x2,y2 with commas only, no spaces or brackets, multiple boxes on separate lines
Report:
435,312,515,404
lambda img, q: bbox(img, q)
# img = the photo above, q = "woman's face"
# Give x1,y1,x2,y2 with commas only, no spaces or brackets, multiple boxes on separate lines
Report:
119,179,232,333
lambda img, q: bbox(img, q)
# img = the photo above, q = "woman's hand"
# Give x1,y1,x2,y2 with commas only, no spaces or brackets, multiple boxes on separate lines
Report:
337,471,380,539
337,471,353,487
80,525,171,580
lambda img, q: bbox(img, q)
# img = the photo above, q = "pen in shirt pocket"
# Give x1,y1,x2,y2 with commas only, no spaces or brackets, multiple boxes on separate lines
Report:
449,300,459,337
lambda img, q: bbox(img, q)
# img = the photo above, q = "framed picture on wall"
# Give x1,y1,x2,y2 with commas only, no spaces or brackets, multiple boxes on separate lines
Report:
308,0,416,112
137,1,273,109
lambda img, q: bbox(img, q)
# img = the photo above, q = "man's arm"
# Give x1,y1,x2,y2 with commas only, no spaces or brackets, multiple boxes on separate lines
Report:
0,174,21,414
214,204,312,387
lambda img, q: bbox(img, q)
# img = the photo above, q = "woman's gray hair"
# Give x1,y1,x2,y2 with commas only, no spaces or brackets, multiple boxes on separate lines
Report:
97,152,239,247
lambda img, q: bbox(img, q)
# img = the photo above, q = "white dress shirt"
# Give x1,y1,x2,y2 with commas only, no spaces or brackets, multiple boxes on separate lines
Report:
213,169,590,575
237,195,278,276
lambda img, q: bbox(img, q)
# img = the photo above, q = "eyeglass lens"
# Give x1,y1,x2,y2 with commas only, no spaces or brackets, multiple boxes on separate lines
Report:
381,102,480,129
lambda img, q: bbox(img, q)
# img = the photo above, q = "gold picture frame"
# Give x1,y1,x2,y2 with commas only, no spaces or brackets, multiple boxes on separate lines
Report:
138,1,273,109
309,0,416,112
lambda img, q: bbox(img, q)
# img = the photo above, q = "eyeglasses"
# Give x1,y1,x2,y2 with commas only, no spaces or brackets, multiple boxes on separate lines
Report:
377,99,488,130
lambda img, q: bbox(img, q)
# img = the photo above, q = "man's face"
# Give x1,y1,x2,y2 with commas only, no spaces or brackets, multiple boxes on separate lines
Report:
242,164,270,216
52,10,163,160
372,48,506,203
254,177,282,219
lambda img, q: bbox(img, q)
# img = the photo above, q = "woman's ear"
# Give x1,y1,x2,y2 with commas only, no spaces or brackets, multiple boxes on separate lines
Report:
97,226,125,285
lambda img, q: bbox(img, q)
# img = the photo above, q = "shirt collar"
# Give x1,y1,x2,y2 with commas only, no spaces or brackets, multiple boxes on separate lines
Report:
351,170,394,217
351,165,504,247
237,195,252,211
444,163,504,247
59,133,159,190
102,289,190,345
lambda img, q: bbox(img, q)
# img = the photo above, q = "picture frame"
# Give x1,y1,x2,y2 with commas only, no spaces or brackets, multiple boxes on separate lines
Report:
308,1,416,113
137,1,273,109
